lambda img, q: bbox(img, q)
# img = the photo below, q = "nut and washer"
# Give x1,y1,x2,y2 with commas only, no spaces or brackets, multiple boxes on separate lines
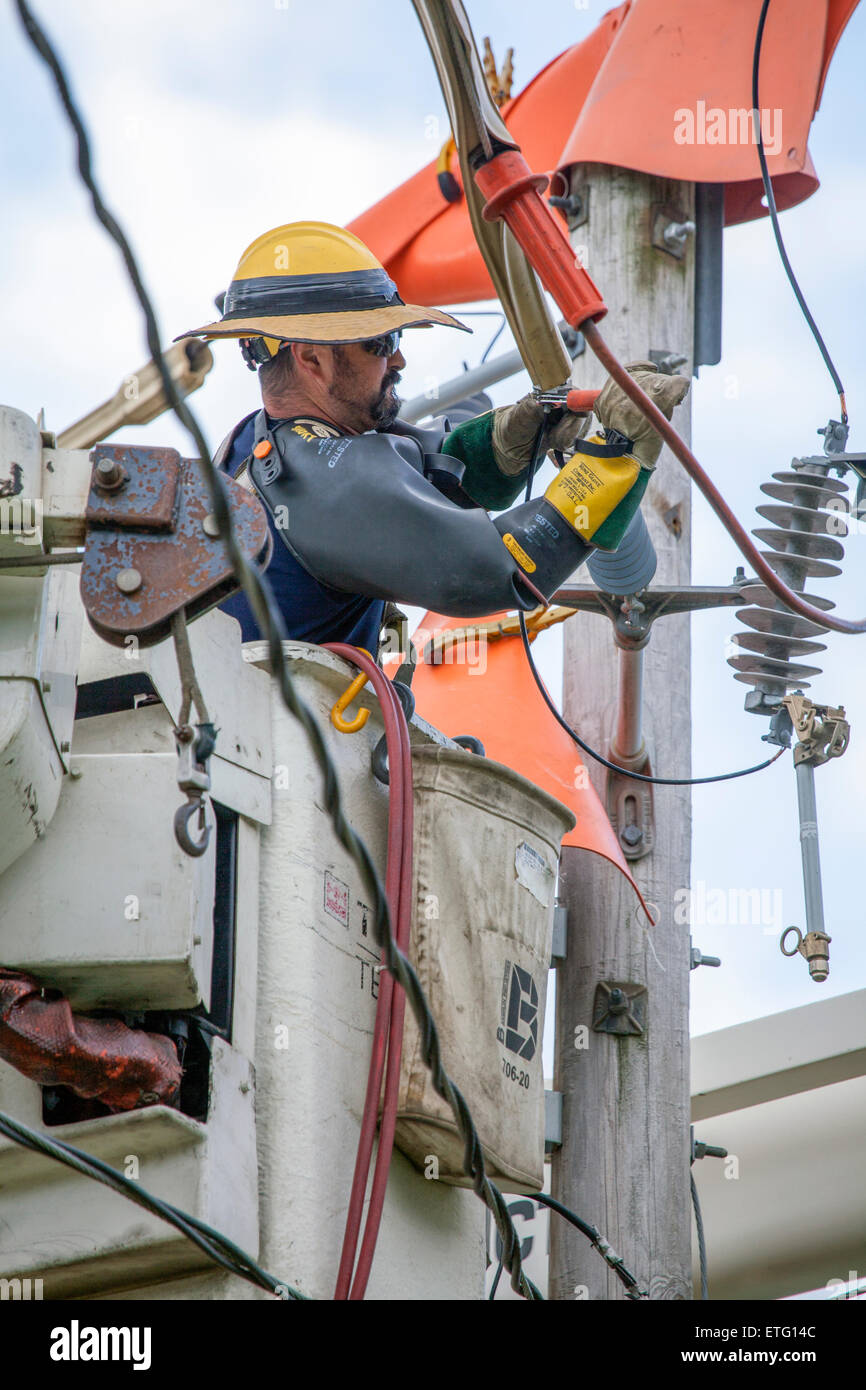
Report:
202,513,221,538
95,457,126,490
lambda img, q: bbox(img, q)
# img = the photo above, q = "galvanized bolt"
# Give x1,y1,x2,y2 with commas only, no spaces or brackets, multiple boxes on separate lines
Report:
60,740,70,752
41,679,51,693
95,457,125,489
240,1081,251,1094
608,988,629,1015
622,824,643,848
690,944,722,970
202,513,220,538
663,219,695,251
653,352,689,375
549,192,583,219
115,567,142,594
69,766,82,779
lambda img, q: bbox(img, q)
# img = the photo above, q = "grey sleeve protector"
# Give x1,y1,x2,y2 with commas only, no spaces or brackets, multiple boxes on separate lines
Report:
249,417,537,618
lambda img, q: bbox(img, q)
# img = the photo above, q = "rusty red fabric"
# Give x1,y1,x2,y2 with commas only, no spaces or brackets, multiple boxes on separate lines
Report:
0,970,182,1111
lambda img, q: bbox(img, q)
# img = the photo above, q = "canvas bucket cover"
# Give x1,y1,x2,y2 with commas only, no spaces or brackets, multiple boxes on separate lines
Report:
395,744,575,1193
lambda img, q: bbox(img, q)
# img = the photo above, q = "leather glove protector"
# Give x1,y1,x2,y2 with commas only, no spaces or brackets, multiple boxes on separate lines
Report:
594,361,690,469
491,393,592,475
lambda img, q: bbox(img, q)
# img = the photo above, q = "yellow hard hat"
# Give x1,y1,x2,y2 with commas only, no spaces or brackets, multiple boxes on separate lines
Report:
176,221,469,365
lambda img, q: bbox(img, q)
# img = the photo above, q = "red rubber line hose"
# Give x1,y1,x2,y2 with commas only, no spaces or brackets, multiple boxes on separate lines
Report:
348,666,414,1301
582,321,866,635
325,645,414,1301
329,650,405,1299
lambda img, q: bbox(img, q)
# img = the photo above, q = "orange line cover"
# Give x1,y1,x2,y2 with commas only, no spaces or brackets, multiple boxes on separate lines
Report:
350,0,858,305
402,610,653,921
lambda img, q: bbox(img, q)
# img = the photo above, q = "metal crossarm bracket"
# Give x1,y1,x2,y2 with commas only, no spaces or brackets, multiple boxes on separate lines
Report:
550,578,751,650
544,1090,563,1151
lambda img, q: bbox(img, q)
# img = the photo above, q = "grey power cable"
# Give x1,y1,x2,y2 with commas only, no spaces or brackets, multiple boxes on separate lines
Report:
691,1172,709,1300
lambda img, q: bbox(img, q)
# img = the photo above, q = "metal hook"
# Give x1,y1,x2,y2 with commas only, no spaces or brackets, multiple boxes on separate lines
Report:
174,796,211,857
370,680,416,785
174,721,216,858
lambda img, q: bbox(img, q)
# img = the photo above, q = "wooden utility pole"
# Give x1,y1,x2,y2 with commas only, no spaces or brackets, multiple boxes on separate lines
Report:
551,165,695,1300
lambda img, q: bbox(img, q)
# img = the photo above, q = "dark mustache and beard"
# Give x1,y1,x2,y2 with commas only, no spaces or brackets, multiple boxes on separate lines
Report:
369,367,402,427
329,347,402,430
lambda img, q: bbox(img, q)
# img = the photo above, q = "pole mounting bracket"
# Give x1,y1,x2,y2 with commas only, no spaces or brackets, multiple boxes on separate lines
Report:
592,982,647,1036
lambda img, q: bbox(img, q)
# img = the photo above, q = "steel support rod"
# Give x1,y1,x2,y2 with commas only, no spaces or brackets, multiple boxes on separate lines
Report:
794,759,827,937
610,646,646,768
399,323,583,423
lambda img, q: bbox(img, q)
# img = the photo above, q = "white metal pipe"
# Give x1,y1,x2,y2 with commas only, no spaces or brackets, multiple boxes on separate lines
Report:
399,323,583,423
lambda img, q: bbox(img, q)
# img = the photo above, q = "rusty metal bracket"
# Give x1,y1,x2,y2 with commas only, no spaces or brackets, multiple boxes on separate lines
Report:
592,982,647,1036
80,444,271,647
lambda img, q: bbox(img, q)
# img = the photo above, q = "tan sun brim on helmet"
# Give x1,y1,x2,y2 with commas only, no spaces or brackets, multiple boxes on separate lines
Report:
175,303,470,345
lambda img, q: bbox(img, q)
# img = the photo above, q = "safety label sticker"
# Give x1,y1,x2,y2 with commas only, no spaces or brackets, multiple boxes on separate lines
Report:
324,870,349,927
514,841,554,906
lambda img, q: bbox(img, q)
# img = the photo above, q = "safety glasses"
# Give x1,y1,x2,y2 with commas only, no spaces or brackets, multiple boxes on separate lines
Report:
360,329,402,358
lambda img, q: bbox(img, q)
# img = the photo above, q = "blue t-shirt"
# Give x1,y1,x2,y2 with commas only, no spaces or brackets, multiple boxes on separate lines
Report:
218,412,387,652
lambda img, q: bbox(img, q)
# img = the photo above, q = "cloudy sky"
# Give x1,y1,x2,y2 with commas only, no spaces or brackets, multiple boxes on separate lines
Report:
3,0,865,1037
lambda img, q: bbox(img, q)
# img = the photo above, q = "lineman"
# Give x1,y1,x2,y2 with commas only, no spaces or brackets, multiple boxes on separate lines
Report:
177,222,688,653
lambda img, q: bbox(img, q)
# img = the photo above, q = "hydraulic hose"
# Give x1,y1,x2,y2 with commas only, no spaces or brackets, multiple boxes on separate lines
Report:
347,663,414,1301
327,646,414,1300
581,321,864,635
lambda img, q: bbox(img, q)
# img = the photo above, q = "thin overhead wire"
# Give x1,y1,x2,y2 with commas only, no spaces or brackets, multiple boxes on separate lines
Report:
753,0,847,423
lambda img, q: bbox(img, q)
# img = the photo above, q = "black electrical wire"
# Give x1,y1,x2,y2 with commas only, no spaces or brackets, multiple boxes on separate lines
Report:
0,1109,304,1299
14,0,541,1304
690,1172,709,1300
519,612,787,785
449,308,508,366
480,313,507,363
532,1193,647,1299
753,0,848,422
487,1192,648,1299
519,429,789,786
